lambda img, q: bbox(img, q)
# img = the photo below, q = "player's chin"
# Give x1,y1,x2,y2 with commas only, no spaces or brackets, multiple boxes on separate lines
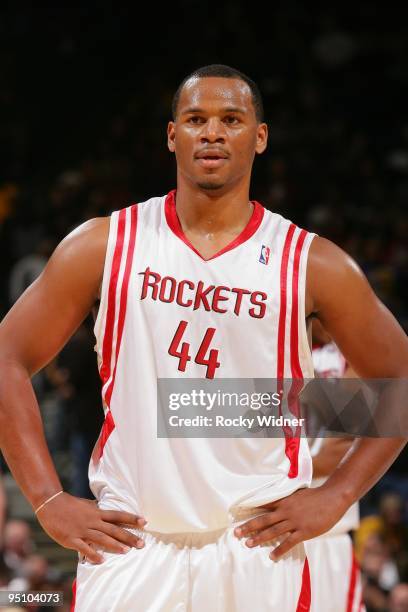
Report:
196,180,226,191
193,167,229,191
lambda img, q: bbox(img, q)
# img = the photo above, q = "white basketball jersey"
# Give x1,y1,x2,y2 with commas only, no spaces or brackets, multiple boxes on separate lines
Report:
89,190,316,533
311,342,359,534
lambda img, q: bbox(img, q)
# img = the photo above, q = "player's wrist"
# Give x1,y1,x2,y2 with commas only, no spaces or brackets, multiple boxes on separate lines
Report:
317,475,356,513
34,490,64,515
28,482,65,513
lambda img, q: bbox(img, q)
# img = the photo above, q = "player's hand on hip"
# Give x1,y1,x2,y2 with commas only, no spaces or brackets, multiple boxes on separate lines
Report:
36,492,147,563
234,486,347,561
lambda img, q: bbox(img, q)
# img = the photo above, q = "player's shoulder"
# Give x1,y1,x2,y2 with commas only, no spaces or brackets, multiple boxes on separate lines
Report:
48,217,110,287
58,216,110,256
28,217,111,310
306,235,370,313
308,236,362,280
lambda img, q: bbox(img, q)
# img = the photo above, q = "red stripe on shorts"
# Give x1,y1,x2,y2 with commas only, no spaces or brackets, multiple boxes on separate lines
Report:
70,578,77,611
296,557,311,611
346,547,359,612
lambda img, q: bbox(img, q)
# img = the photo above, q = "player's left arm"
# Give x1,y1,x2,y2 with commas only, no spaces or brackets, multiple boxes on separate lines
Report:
235,236,408,559
311,437,354,478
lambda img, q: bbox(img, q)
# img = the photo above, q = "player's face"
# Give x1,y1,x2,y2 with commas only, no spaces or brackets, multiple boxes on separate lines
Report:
167,77,268,192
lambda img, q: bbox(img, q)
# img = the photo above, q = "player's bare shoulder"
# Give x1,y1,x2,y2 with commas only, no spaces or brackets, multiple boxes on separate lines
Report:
305,235,370,316
49,216,110,301
56,216,110,269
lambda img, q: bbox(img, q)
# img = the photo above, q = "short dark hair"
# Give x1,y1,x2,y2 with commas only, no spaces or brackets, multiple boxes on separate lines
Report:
172,64,264,122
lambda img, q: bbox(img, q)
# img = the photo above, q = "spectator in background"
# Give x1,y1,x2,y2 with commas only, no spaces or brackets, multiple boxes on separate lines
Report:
8,553,49,591
356,493,408,582
389,583,408,612
1,520,33,578
360,533,399,610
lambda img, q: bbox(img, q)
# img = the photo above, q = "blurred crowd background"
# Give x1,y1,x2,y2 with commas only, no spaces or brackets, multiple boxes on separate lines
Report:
0,2,407,610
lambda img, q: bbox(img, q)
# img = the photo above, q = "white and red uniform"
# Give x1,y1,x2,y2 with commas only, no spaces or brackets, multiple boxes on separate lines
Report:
73,190,316,611
305,342,365,612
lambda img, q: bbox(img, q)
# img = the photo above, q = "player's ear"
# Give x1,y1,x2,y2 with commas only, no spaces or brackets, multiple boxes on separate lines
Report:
167,122,176,153
255,122,268,155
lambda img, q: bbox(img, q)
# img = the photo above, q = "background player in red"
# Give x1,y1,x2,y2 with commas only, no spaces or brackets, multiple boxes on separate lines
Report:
305,319,364,611
0,65,407,610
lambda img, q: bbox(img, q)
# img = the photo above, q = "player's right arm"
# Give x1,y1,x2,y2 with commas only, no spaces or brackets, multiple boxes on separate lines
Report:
0,218,145,563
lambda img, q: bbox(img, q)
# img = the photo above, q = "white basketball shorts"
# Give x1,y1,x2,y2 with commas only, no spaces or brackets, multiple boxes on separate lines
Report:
304,533,364,612
72,512,311,612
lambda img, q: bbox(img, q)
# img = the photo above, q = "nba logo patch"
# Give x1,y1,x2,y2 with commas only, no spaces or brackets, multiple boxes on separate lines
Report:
259,245,270,265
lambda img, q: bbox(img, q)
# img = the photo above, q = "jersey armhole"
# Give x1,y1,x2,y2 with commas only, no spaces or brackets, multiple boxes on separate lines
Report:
93,212,119,362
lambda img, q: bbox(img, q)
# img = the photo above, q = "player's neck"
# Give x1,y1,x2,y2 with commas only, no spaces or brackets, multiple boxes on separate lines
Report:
174,180,253,236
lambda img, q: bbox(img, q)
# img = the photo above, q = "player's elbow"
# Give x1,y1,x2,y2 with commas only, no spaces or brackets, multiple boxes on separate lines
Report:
0,355,31,394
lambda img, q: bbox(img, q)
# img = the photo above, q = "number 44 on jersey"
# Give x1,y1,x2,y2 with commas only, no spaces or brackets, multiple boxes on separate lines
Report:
168,320,220,379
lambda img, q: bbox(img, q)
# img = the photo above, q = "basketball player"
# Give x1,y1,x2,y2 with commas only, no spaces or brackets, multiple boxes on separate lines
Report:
305,320,365,612
0,65,407,611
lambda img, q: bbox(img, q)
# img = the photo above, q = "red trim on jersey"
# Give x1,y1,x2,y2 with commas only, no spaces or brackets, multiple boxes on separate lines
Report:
164,189,265,261
346,548,359,612
98,409,115,459
99,208,127,396
98,205,138,458
105,205,138,406
276,223,296,379
276,224,298,475
70,578,77,611
296,558,311,611
285,230,308,477
290,229,308,379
